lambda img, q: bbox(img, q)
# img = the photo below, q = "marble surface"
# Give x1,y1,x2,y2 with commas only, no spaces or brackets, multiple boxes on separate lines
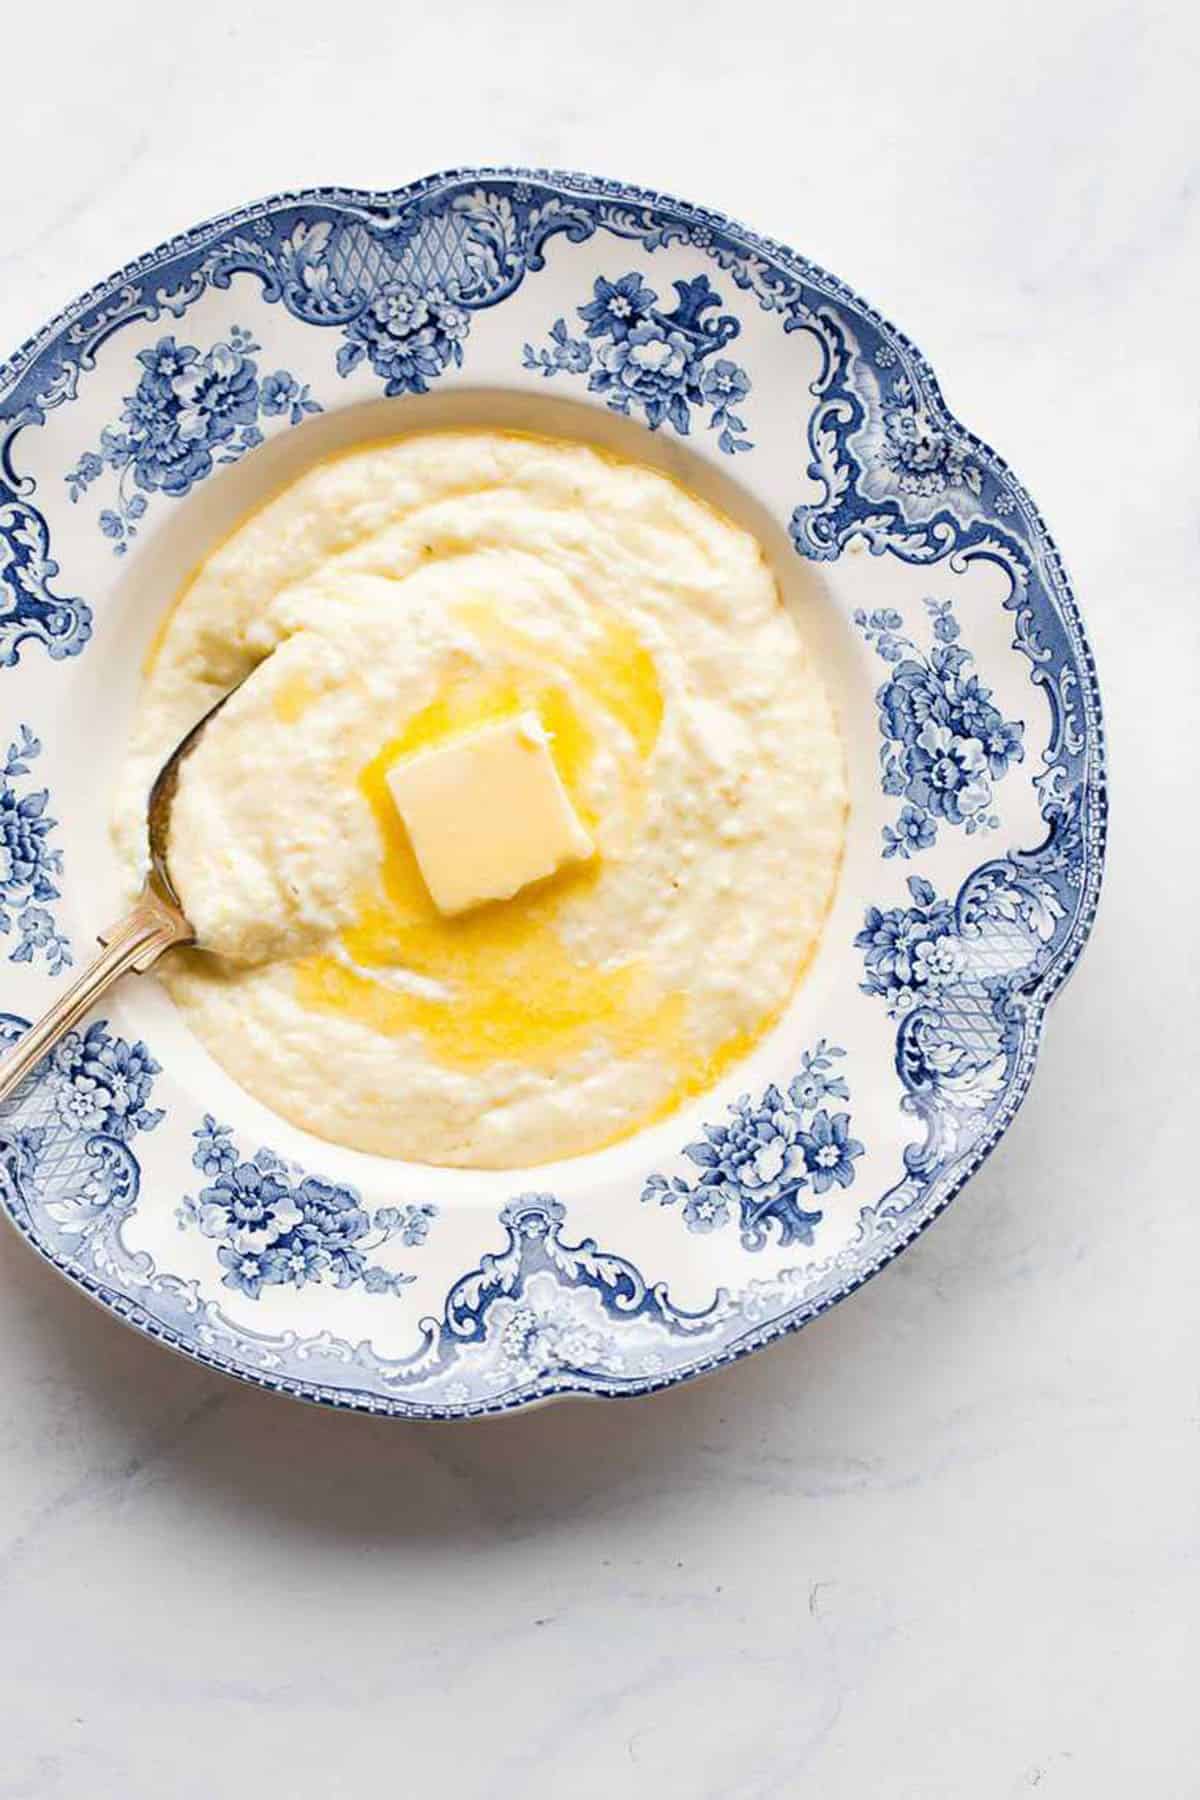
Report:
0,1,1195,1793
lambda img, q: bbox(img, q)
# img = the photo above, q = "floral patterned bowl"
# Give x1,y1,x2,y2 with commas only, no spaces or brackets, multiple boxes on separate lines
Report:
0,169,1105,1417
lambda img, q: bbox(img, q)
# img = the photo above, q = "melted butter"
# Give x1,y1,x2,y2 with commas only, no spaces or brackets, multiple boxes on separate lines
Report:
296,933,686,1075
578,616,663,759
290,597,783,1145
294,663,641,1074
454,600,664,761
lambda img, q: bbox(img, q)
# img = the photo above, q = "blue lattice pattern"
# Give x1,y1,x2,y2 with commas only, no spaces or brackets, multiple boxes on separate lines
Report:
327,222,396,301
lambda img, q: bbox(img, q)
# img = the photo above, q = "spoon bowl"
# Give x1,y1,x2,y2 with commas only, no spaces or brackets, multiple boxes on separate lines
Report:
0,683,242,1105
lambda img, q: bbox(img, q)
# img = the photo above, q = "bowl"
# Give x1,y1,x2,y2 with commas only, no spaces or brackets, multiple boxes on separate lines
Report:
0,168,1105,1416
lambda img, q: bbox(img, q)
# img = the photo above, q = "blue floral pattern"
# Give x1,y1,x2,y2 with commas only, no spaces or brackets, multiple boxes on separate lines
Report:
335,282,470,394
642,1042,862,1248
177,1116,435,1300
856,875,961,1019
66,327,320,553
876,373,982,500
44,1018,163,1140
523,272,753,452
857,598,1025,856
0,727,70,974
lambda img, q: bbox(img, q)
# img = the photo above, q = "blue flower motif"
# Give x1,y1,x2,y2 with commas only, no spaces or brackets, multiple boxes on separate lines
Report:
337,281,467,396
65,451,104,501
78,1028,162,1135
399,1203,435,1247
260,371,298,414
682,1191,729,1233
927,599,960,644
135,336,198,384
12,905,64,966
51,1033,82,1075
878,375,982,498
881,755,908,796
578,272,656,341
293,1176,370,1250
911,932,966,988
99,426,134,468
0,787,51,891
426,288,470,344
643,1049,863,1250
259,371,321,425
858,599,1025,856
860,607,904,634
944,671,998,740
686,1087,809,1207
906,721,990,824
52,1075,110,1134
69,330,321,551
700,359,750,408
193,1115,237,1177
980,714,1024,779
523,317,593,378
45,1020,162,1140
527,270,753,453
262,1234,329,1289
787,1041,850,1111
171,341,258,448
856,877,960,1016
328,1248,368,1289
553,333,590,373
218,1243,268,1298
595,324,693,430
372,285,430,335
132,426,214,499
251,1146,288,1177
883,803,938,859
181,1120,435,1300
203,1160,291,1232
856,906,930,987
796,1110,864,1195
878,661,947,741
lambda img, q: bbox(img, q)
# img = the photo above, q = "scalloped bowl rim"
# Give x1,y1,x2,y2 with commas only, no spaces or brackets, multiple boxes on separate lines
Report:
0,166,1107,1417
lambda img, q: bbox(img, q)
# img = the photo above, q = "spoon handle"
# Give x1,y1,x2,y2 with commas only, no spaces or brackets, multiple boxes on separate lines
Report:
0,885,192,1107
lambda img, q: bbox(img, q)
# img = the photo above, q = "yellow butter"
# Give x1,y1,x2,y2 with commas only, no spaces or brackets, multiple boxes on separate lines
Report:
384,710,595,916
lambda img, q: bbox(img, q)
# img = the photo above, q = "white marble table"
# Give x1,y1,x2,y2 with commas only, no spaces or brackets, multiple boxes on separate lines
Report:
1,2,1195,1793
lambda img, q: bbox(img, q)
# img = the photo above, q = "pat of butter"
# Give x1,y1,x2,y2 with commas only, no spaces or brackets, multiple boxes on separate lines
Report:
384,711,594,916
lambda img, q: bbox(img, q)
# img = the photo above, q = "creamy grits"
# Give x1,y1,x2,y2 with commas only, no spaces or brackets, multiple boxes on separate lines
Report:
115,431,847,1167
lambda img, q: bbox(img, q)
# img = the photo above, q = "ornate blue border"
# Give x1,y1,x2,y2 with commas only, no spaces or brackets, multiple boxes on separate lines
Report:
0,168,1106,1417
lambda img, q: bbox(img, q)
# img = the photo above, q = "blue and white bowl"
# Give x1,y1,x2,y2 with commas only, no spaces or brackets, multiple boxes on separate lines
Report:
0,169,1105,1417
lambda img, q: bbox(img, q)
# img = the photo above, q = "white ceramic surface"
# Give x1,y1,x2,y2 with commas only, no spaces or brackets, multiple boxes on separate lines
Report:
0,0,1193,1792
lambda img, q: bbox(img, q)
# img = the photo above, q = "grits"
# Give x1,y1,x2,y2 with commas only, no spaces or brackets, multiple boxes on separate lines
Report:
115,432,846,1167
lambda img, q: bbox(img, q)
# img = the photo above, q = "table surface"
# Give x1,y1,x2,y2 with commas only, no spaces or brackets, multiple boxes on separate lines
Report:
1,3,1194,1795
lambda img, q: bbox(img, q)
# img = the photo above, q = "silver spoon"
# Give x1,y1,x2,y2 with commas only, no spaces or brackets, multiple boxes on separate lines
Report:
0,685,240,1106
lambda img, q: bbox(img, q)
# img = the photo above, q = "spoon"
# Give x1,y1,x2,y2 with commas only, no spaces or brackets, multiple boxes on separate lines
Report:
0,685,240,1106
